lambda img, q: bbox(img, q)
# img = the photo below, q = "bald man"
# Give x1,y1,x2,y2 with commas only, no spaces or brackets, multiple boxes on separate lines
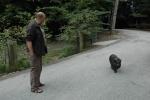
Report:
26,12,47,93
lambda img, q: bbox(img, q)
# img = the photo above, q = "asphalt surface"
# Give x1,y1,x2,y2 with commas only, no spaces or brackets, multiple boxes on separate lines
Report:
0,30,150,100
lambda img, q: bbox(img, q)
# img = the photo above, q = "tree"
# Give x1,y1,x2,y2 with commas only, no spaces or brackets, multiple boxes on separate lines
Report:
116,0,150,28
62,9,102,51
111,0,119,29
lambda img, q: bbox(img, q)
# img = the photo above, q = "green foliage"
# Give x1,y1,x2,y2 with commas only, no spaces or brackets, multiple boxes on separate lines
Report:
0,26,26,44
61,0,112,11
38,6,69,37
75,0,112,11
132,0,150,16
76,0,95,10
62,9,102,42
38,6,68,19
0,63,6,74
60,45,76,58
117,0,150,28
17,58,30,70
0,4,31,45
0,0,113,39
0,4,31,31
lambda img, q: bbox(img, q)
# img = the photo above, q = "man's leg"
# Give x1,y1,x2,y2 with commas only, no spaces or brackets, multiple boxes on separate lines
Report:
30,54,43,93
37,56,44,86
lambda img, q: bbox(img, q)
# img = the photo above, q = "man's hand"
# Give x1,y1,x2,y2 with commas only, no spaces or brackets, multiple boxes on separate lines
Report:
29,51,34,57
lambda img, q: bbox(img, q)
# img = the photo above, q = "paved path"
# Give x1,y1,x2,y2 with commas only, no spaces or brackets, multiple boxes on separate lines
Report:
0,30,150,100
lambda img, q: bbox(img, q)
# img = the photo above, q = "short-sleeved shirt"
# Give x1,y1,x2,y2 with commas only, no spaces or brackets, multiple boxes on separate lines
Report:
26,20,47,56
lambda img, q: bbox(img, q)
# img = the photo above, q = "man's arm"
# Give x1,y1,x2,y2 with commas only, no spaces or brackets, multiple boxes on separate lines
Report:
26,24,36,56
26,41,34,56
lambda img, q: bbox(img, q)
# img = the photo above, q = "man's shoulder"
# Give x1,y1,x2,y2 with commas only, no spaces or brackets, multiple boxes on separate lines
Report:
27,20,38,29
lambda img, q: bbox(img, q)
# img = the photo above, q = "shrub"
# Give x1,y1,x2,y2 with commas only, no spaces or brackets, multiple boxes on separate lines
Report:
17,58,30,70
60,45,76,58
37,6,69,39
0,63,6,74
62,9,102,42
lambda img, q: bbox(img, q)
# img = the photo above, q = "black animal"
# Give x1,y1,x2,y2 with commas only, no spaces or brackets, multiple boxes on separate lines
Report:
109,54,121,73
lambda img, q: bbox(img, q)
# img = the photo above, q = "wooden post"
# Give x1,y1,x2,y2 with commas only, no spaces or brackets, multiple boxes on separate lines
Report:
76,32,80,53
79,32,84,51
7,40,17,72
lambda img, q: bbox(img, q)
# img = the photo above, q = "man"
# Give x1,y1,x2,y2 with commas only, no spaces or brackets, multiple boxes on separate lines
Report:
26,12,47,93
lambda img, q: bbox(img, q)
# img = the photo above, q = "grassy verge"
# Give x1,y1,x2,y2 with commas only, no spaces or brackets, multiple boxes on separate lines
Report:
0,41,77,75
43,45,76,64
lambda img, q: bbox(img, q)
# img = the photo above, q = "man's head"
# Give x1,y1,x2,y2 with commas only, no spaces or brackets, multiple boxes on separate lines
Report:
35,12,46,25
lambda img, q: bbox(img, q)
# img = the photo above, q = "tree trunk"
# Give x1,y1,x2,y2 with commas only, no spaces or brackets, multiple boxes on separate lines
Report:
111,0,119,30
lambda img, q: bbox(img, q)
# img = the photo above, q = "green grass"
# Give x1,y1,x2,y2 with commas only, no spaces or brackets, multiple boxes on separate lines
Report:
43,44,76,64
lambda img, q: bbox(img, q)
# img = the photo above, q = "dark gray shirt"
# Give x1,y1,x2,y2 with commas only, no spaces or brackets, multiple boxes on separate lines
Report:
26,20,47,56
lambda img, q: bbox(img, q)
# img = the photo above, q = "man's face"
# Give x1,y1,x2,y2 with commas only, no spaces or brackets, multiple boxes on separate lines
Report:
37,16,46,25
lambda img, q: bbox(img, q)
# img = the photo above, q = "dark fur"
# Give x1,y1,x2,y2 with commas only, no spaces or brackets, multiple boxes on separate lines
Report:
109,54,121,73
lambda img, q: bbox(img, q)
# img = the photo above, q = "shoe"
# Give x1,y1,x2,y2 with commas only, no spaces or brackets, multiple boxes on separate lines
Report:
31,88,43,93
38,83,45,87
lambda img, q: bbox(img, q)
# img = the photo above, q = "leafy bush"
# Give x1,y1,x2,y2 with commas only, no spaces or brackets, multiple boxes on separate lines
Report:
62,9,102,42
6,26,26,43
0,63,6,74
0,4,31,31
38,6,69,38
17,58,30,70
60,45,77,58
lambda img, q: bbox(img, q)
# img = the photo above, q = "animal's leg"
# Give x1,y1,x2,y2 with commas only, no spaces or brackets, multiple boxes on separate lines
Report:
114,69,117,73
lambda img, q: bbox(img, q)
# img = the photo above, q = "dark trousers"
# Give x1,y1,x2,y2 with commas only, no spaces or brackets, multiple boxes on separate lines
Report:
30,54,42,89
